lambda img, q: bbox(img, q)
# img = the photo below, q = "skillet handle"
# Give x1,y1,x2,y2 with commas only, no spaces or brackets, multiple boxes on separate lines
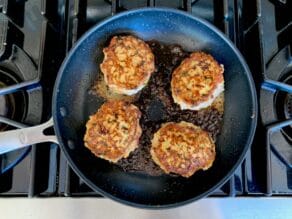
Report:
0,118,58,155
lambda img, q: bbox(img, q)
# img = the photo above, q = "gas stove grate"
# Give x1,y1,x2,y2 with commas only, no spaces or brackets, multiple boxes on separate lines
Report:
0,0,291,198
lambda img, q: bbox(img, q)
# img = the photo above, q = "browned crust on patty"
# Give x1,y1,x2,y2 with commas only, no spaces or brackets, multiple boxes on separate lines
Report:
171,52,224,110
83,100,142,163
100,35,155,95
150,122,216,177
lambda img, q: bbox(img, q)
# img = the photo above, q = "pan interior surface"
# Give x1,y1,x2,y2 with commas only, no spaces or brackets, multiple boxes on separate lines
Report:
53,8,257,207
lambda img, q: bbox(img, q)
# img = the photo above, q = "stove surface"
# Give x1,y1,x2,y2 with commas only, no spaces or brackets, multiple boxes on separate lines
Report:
0,0,291,198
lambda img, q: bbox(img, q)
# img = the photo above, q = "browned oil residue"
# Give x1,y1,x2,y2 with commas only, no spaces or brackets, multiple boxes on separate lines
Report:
94,74,140,103
211,93,224,113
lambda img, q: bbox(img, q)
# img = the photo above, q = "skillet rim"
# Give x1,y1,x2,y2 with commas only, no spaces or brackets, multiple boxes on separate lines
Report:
52,7,258,209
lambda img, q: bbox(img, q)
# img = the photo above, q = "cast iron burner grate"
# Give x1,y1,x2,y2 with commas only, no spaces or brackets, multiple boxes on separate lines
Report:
0,67,27,131
283,76,292,119
0,0,292,199
0,0,61,196
0,45,42,175
285,94,292,120
275,75,292,141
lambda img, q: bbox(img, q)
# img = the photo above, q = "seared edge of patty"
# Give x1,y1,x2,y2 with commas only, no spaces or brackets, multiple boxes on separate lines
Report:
150,121,216,177
100,35,155,95
171,52,224,110
84,100,142,163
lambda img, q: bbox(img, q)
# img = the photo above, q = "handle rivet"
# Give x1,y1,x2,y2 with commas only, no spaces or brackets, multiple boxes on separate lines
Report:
60,107,67,117
19,131,27,144
67,140,75,150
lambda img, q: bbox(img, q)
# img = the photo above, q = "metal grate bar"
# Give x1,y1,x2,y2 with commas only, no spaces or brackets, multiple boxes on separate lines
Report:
242,159,248,194
0,116,27,128
40,0,46,15
265,119,292,195
0,79,40,95
262,80,292,93
111,0,119,15
228,175,236,197
72,17,79,45
37,20,48,77
1,0,7,14
182,0,192,12
64,164,71,196
28,145,36,197
147,0,155,7
233,0,241,48
223,0,230,36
